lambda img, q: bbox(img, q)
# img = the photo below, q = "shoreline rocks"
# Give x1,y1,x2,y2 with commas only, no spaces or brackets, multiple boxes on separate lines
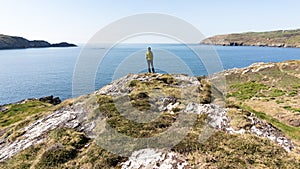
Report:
38,95,61,105
0,95,61,108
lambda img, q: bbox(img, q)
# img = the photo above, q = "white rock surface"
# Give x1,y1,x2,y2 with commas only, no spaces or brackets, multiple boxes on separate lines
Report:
185,103,228,129
0,101,93,161
226,112,294,152
121,149,190,169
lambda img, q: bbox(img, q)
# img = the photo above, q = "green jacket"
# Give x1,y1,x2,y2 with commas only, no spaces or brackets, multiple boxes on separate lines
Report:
146,51,153,60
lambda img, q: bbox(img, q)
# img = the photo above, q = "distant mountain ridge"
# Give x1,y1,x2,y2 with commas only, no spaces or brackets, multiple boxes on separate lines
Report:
201,29,300,48
0,34,76,49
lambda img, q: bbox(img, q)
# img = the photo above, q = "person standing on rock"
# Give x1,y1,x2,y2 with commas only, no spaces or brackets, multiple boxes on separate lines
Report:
146,47,155,73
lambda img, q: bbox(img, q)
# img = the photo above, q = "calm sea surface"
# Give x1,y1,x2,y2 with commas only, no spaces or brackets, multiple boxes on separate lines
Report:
1,44,300,105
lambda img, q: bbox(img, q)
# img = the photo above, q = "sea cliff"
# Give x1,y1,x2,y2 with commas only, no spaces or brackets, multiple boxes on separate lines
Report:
201,29,300,48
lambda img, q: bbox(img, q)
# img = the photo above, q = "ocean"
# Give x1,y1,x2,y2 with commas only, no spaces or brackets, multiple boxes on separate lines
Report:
1,44,300,105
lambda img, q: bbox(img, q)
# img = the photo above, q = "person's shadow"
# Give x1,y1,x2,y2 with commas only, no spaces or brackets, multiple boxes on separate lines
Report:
138,69,168,74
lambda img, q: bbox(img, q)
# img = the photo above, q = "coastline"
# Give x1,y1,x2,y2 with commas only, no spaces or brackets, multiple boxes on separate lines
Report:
0,34,77,50
200,42,300,48
201,29,300,48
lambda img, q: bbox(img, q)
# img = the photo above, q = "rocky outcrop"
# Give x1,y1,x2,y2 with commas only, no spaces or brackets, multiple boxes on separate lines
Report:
0,34,76,50
121,149,190,169
201,29,300,48
0,106,8,113
38,95,61,105
0,73,296,165
184,103,228,130
226,112,294,152
0,99,93,161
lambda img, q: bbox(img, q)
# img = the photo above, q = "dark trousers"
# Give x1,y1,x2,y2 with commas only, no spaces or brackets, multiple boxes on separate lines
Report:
147,60,155,73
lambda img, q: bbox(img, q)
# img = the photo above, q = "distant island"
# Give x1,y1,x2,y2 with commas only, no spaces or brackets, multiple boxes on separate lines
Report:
201,29,300,48
0,34,76,50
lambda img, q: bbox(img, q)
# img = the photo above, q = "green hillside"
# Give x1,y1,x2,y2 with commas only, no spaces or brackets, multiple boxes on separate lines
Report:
201,29,300,48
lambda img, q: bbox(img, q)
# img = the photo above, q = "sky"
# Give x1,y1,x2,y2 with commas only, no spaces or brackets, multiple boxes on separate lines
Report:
0,0,300,44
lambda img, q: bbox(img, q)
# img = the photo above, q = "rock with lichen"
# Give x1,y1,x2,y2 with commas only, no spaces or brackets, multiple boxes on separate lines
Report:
0,67,299,168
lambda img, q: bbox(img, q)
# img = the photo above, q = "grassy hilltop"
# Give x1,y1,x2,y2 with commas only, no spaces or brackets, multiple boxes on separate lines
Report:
201,29,300,48
0,61,299,168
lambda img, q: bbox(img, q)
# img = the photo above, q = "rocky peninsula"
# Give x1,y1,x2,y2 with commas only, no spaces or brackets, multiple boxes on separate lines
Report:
201,29,300,48
0,60,299,168
0,34,76,50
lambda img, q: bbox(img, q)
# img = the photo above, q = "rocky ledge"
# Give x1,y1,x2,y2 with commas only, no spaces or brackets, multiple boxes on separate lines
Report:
0,34,76,50
0,72,299,168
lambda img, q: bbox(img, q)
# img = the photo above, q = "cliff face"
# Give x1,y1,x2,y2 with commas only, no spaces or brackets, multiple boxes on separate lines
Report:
0,65,299,168
0,34,76,49
201,29,300,48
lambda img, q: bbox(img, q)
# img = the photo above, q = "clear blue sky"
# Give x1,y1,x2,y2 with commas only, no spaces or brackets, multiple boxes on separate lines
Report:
1,0,300,43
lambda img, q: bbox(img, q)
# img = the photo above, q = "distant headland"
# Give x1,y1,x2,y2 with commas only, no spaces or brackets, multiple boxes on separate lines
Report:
0,34,77,50
201,29,300,48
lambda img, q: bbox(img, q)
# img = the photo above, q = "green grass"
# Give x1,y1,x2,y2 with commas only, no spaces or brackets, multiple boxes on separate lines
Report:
67,142,125,168
0,100,55,145
239,104,300,141
268,89,286,97
187,132,298,168
128,79,139,87
0,127,126,169
172,114,300,168
292,84,300,89
96,95,178,138
227,69,299,100
275,100,284,104
90,91,300,168
0,100,53,128
0,128,91,169
35,128,90,168
288,90,298,97
1,112,299,169
283,106,300,113
227,82,267,100
93,75,213,139
0,143,43,169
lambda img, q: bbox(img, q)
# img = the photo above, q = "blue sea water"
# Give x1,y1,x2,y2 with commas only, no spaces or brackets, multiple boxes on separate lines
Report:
1,44,300,105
